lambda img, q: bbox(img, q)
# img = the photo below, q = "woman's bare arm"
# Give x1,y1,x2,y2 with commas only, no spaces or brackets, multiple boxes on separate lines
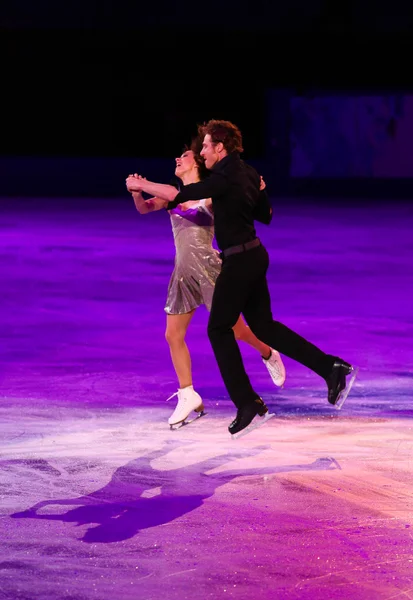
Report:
132,191,168,214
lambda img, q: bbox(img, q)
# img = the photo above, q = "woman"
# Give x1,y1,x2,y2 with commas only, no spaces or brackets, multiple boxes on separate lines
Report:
129,139,285,427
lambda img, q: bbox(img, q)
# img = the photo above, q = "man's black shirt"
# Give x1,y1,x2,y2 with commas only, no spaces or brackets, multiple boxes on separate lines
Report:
167,153,272,251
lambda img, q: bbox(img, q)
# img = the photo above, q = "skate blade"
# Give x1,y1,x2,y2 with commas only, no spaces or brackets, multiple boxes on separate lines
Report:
231,412,275,440
170,411,207,430
335,366,359,410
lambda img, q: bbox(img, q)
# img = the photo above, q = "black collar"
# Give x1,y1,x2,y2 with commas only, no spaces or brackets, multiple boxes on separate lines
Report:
211,152,240,172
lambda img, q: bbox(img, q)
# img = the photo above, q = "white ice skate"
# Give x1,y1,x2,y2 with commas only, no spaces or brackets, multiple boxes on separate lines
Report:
263,348,286,387
167,386,205,429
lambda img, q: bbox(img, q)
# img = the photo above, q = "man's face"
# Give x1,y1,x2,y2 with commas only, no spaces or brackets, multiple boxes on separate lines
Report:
200,134,219,170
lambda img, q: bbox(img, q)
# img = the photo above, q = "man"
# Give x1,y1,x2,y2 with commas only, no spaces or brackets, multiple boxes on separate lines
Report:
126,120,356,435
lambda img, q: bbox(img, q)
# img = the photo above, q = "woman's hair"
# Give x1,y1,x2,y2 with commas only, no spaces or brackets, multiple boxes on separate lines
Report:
184,136,209,180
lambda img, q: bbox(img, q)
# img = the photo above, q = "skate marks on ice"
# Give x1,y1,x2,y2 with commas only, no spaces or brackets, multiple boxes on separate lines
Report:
9,440,340,543
231,412,276,440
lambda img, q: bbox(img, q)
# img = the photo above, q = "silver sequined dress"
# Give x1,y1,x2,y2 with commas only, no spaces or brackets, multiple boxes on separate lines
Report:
165,201,221,314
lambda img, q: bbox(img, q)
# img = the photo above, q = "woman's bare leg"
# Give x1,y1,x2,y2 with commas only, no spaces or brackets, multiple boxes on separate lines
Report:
165,311,196,388
232,315,270,358
233,315,286,387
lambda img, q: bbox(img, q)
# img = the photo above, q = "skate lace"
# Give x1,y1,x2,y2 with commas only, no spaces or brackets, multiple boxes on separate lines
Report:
271,361,283,375
166,390,190,405
268,353,284,374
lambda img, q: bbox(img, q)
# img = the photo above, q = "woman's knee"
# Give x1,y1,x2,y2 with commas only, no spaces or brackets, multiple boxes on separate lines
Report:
165,326,185,346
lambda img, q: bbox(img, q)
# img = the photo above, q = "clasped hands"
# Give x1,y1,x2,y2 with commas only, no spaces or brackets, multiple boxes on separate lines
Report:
125,173,195,211
126,173,145,193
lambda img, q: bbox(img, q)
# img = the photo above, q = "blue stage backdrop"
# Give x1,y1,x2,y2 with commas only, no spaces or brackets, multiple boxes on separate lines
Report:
290,94,413,178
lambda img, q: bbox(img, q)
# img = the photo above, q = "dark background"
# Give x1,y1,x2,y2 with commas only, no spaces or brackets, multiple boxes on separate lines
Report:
2,1,413,197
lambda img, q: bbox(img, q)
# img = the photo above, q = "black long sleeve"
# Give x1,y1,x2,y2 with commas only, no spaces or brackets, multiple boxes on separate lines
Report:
253,189,273,224
167,172,228,210
167,154,270,251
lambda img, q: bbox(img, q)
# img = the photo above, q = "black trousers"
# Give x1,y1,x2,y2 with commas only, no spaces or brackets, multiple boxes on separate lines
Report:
207,243,335,408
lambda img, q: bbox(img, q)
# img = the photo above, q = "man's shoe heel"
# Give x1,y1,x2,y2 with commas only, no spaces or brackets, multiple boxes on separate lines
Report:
255,398,268,417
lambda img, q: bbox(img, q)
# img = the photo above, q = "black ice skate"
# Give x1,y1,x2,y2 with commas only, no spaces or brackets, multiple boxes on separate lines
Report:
229,397,274,439
326,359,359,409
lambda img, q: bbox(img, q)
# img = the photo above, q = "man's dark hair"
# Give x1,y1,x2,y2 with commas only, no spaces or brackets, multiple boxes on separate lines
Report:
198,119,244,154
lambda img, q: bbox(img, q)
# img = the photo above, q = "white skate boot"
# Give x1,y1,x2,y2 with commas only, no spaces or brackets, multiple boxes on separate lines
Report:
262,349,286,387
167,386,205,428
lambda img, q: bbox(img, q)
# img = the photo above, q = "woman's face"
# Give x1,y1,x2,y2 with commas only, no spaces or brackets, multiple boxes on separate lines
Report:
175,150,197,178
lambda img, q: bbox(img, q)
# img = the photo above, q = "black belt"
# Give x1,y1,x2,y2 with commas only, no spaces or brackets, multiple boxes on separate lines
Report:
221,238,261,258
